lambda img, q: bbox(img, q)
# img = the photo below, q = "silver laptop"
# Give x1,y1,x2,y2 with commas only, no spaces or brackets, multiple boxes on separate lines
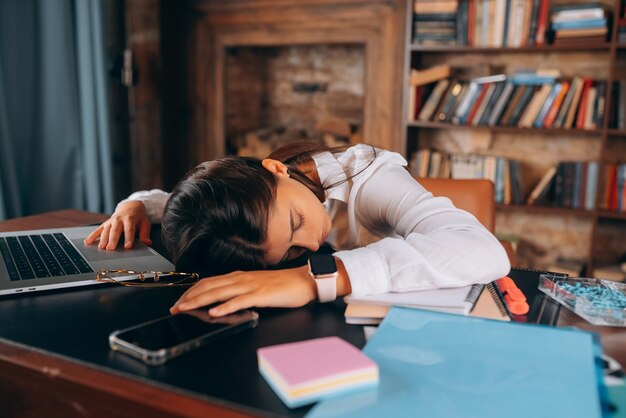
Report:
0,226,174,296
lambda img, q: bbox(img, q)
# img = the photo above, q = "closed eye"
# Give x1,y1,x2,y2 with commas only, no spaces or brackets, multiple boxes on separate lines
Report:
295,210,305,231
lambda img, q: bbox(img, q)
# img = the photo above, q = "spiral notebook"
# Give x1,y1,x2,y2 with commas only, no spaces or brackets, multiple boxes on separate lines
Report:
345,283,508,324
344,283,483,317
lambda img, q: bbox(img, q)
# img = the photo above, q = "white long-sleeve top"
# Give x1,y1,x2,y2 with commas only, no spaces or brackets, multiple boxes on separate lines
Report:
119,145,510,296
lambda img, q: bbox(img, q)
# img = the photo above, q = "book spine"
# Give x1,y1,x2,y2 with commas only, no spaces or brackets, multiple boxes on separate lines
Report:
572,162,582,209
556,77,580,128
489,82,515,125
544,81,570,128
509,86,537,126
527,0,541,45
585,162,598,210
534,83,562,128
478,81,506,126
535,0,550,45
495,157,504,204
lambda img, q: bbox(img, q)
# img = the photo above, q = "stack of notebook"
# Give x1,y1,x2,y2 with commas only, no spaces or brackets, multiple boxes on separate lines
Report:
257,336,379,408
344,282,510,324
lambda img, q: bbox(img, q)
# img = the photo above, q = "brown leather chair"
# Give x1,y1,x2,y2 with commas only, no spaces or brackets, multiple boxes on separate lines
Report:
417,178,514,263
417,178,495,232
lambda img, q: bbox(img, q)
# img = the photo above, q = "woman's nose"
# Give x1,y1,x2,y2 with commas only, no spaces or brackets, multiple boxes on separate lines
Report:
295,230,320,253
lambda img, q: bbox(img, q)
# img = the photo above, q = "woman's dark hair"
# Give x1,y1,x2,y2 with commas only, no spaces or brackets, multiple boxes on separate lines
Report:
161,141,374,277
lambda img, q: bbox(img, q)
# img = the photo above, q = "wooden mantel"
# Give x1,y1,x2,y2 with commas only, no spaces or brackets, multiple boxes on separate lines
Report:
184,0,407,165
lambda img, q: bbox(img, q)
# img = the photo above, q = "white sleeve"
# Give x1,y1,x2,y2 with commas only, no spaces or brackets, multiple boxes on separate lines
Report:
333,164,511,296
116,189,171,223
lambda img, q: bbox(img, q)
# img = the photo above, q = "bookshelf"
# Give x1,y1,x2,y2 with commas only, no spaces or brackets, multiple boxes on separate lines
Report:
403,0,626,277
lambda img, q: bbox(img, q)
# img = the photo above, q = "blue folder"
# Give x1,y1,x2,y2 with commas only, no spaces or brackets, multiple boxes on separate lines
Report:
308,307,606,418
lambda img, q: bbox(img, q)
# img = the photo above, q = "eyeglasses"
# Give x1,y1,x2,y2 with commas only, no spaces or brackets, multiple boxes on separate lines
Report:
96,269,199,288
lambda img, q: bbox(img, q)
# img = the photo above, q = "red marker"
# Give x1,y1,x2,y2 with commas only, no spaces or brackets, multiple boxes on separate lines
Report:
496,276,529,315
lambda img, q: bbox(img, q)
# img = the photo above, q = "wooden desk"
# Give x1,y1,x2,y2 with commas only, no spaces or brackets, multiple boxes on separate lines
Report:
0,210,365,418
1,211,624,417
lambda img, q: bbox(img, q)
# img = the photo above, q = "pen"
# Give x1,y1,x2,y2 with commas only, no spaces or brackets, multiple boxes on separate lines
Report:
496,276,529,315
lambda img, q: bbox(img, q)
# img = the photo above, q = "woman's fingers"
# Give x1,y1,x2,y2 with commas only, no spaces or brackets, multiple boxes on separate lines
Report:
123,221,136,250
98,224,112,249
171,282,255,314
84,225,104,245
106,221,124,251
209,294,259,317
175,280,252,310
138,220,152,246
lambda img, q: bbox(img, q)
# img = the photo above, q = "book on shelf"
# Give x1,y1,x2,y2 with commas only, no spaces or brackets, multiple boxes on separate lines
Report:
530,161,598,209
435,80,464,122
599,163,626,211
409,64,452,86
417,79,450,122
550,3,611,43
533,82,562,128
543,81,570,128
413,0,459,46
527,166,558,205
414,1,459,15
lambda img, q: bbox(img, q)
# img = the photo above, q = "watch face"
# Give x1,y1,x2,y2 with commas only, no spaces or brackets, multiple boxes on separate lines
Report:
309,254,337,275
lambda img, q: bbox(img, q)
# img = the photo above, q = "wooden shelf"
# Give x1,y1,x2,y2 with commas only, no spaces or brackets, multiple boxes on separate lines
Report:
597,210,626,220
406,121,604,137
607,129,626,137
410,43,612,53
495,204,595,217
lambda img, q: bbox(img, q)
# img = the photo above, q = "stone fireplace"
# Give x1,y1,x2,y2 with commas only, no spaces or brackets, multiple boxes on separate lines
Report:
186,0,407,163
224,44,365,157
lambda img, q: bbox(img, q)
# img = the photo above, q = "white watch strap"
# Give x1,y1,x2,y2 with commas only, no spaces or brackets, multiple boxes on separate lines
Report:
314,275,337,303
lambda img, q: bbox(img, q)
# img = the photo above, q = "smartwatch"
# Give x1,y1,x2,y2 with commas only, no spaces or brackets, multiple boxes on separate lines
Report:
308,254,338,303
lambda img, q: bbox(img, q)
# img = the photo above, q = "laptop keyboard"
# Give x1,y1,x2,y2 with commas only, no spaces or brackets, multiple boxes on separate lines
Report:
0,233,93,281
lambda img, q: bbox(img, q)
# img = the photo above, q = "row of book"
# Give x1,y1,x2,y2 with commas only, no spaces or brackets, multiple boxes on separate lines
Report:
602,163,626,212
412,1,612,47
527,162,598,210
408,150,524,205
408,70,606,131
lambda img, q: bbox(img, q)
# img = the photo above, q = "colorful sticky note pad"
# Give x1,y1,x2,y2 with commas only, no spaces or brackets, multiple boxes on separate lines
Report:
257,336,379,408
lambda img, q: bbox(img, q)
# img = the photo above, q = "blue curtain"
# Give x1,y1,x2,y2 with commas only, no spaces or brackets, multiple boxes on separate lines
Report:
0,0,114,220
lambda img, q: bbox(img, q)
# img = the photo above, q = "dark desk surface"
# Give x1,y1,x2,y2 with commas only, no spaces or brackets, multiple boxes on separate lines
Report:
1,210,625,417
0,210,364,418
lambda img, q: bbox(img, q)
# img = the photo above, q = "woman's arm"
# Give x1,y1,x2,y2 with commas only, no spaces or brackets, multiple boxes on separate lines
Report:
117,189,171,223
169,259,352,317
334,163,511,296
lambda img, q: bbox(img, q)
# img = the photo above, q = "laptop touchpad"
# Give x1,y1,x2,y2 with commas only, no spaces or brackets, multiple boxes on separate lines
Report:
73,239,155,262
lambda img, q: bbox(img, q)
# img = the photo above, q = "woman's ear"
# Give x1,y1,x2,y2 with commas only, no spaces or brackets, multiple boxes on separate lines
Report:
261,159,289,178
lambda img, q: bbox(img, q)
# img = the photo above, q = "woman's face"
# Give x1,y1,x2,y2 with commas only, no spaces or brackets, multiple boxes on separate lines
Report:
262,159,332,265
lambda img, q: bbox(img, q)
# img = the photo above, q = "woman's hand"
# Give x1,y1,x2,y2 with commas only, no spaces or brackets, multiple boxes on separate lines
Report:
84,201,152,250
170,265,318,317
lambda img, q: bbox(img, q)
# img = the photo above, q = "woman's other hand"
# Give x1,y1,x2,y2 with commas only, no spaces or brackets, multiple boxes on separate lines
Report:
84,201,152,250
170,266,318,317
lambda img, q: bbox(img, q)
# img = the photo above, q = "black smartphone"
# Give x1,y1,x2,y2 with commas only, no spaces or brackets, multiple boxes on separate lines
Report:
109,309,259,365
